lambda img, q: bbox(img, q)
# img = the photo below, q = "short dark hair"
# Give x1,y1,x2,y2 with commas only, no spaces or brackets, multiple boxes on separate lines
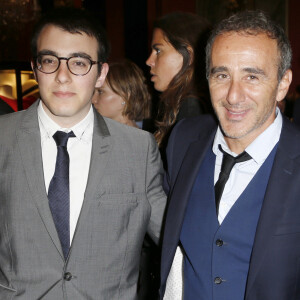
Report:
31,7,110,66
205,10,292,81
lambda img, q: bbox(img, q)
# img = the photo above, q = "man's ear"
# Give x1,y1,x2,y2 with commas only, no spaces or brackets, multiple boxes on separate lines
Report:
95,63,109,88
31,60,38,83
276,69,292,103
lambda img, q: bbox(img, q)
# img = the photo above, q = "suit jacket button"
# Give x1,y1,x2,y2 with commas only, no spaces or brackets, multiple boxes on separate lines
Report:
214,277,223,284
64,272,72,281
216,239,223,247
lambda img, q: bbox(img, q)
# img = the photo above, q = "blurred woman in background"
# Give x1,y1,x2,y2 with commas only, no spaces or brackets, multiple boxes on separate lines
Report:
92,59,151,129
146,12,211,153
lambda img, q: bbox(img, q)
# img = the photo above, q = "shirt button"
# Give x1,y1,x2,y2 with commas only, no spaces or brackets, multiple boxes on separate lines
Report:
216,239,224,247
214,277,223,284
64,272,72,281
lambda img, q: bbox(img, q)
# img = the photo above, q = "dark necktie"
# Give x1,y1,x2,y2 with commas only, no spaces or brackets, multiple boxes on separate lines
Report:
215,145,252,215
48,130,75,259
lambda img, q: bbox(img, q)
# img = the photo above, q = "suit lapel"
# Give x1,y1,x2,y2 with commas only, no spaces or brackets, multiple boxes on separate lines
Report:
72,112,112,236
245,119,300,297
16,101,64,259
17,105,113,260
162,124,216,281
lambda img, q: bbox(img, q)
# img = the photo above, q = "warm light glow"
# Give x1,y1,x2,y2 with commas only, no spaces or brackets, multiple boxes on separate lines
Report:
0,70,37,99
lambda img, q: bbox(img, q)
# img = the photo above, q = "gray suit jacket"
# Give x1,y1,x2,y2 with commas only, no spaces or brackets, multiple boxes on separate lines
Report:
0,101,166,300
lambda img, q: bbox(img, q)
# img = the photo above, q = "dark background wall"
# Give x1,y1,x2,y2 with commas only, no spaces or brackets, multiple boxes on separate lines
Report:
289,0,300,92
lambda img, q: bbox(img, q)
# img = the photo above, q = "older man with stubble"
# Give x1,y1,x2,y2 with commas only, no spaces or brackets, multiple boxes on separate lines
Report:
160,10,300,300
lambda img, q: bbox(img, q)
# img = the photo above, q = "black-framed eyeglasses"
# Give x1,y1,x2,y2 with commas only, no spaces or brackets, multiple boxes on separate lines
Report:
35,54,101,76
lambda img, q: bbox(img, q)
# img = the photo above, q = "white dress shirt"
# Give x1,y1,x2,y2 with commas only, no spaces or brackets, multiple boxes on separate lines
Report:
213,108,282,224
38,101,93,242
164,108,283,299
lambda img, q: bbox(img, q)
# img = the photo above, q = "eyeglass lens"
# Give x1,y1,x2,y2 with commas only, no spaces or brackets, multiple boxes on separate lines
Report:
37,55,92,75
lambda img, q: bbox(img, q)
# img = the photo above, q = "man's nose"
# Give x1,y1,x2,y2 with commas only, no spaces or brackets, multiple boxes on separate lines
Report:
55,60,72,83
226,79,245,104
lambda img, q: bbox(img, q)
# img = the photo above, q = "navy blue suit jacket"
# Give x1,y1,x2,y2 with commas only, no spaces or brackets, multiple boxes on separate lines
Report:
160,114,300,300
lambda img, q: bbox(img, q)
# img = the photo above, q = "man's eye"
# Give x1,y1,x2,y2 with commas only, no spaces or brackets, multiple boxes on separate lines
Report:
73,60,87,67
43,58,55,65
216,74,227,79
248,75,258,80
69,57,90,69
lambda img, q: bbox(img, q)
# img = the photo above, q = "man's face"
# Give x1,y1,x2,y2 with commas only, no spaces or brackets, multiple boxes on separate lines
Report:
33,24,108,127
208,32,291,151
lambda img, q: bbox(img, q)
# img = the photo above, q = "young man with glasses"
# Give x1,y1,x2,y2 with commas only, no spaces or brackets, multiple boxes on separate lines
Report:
0,8,166,299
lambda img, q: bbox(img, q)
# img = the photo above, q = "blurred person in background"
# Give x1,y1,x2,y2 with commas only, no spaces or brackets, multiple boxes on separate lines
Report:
92,59,151,129
146,12,211,162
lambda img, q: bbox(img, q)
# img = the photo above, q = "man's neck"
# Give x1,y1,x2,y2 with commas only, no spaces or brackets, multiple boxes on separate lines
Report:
41,102,91,129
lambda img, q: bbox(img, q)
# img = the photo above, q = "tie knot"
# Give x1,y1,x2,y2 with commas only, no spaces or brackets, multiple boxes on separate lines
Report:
218,144,252,174
234,150,252,163
215,145,252,215
53,131,75,147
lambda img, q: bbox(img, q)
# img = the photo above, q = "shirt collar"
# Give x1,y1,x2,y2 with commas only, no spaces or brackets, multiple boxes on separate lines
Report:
37,100,94,143
212,107,282,164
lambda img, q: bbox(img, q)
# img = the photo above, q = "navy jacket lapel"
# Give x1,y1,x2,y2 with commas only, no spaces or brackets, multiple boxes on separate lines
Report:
161,117,217,287
245,118,300,297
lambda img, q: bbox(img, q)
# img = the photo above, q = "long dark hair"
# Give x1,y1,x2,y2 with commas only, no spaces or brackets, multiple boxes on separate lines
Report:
153,12,211,147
